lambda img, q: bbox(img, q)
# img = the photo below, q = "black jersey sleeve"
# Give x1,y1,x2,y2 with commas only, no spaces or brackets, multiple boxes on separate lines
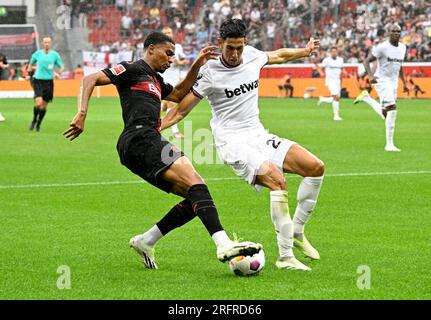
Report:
102,61,138,86
156,74,174,100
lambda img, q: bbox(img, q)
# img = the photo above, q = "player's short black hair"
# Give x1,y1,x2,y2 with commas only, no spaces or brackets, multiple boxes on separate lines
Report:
144,31,174,49
331,46,338,51
219,19,247,39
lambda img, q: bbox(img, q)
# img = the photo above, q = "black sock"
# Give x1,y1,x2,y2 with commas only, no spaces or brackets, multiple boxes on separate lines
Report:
37,109,46,126
188,184,224,236
32,107,39,122
156,200,196,235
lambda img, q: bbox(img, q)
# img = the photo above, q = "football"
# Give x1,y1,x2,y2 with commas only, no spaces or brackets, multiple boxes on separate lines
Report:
229,250,265,276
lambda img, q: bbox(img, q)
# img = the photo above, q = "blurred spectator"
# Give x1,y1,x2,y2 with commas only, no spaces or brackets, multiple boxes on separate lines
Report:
121,13,133,38
0,52,9,80
74,64,84,80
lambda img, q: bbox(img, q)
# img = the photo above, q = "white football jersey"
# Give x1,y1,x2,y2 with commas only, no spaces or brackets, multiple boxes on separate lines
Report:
192,46,268,144
372,40,406,82
321,56,344,83
161,43,186,84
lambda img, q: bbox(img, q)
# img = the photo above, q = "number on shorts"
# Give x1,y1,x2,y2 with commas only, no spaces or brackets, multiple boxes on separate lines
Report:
266,137,281,149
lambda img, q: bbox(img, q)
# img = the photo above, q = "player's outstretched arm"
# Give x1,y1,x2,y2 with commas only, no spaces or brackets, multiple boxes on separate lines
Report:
266,38,319,64
63,71,112,141
161,92,201,130
166,45,219,103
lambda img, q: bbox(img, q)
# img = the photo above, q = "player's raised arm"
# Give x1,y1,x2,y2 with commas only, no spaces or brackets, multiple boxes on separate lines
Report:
63,71,112,141
266,38,320,64
165,45,219,103
161,91,201,130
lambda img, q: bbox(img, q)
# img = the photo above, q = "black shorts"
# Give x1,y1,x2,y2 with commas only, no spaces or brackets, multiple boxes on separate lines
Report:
117,126,184,193
33,79,54,102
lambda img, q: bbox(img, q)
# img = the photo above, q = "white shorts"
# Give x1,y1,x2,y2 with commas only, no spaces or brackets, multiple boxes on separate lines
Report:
326,80,341,96
216,129,296,191
375,81,398,108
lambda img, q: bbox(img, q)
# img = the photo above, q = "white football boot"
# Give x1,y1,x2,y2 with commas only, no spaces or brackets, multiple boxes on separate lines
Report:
129,235,158,269
217,241,263,262
294,235,320,260
385,145,401,152
276,256,311,271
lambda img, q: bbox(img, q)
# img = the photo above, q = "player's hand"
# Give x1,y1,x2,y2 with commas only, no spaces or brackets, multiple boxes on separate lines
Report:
63,112,86,141
195,45,220,66
306,38,320,56
369,76,378,84
54,72,61,79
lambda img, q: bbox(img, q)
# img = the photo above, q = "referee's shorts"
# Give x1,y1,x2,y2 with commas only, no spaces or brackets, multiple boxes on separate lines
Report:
33,79,54,102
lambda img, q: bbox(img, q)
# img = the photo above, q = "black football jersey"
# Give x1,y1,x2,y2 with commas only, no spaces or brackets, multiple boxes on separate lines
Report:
102,60,173,131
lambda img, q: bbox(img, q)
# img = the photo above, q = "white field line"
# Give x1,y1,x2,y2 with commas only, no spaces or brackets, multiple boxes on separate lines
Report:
1,170,431,190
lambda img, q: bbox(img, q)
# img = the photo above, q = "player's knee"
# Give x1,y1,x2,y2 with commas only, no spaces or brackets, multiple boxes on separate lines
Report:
269,170,286,191
310,159,325,177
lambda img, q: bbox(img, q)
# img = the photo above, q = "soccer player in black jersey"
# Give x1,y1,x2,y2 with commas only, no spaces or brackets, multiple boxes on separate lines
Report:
63,32,262,269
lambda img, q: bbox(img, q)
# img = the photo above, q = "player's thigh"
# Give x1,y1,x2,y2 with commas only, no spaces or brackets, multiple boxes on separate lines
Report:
328,81,341,98
283,144,325,177
217,140,271,188
375,82,396,108
161,156,204,196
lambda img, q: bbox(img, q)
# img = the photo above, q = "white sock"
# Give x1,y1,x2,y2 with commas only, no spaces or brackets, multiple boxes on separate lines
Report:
385,110,397,147
362,95,385,120
332,100,340,118
141,225,163,246
270,190,294,258
320,96,334,103
293,176,324,238
167,108,180,134
212,230,231,247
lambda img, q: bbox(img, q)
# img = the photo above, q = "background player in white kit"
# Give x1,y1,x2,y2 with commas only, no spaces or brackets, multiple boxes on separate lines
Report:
356,24,408,152
162,19,324,271
317,47,344,121
161,26,188,139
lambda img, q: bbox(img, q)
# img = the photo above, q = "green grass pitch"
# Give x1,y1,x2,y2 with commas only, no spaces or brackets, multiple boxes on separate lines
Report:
0,96,430,300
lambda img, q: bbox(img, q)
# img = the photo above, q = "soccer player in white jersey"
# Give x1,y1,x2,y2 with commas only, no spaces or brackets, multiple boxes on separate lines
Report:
160,26,188,139
317,47,344,121
162,19,324,271
356,24,408,152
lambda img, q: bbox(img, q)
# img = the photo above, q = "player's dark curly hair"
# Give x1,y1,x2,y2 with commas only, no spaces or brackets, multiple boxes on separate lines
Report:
144,31,174,49
219,19,247,39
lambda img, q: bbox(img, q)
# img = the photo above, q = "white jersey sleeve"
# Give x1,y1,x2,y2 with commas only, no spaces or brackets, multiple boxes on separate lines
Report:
192,65,212,98
246,46,269,69
372,43,384,58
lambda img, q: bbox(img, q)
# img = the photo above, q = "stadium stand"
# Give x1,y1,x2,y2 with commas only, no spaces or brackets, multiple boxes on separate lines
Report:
76,0,430,64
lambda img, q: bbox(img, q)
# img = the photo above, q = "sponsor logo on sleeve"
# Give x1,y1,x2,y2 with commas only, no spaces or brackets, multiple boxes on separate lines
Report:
110,64,126,76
